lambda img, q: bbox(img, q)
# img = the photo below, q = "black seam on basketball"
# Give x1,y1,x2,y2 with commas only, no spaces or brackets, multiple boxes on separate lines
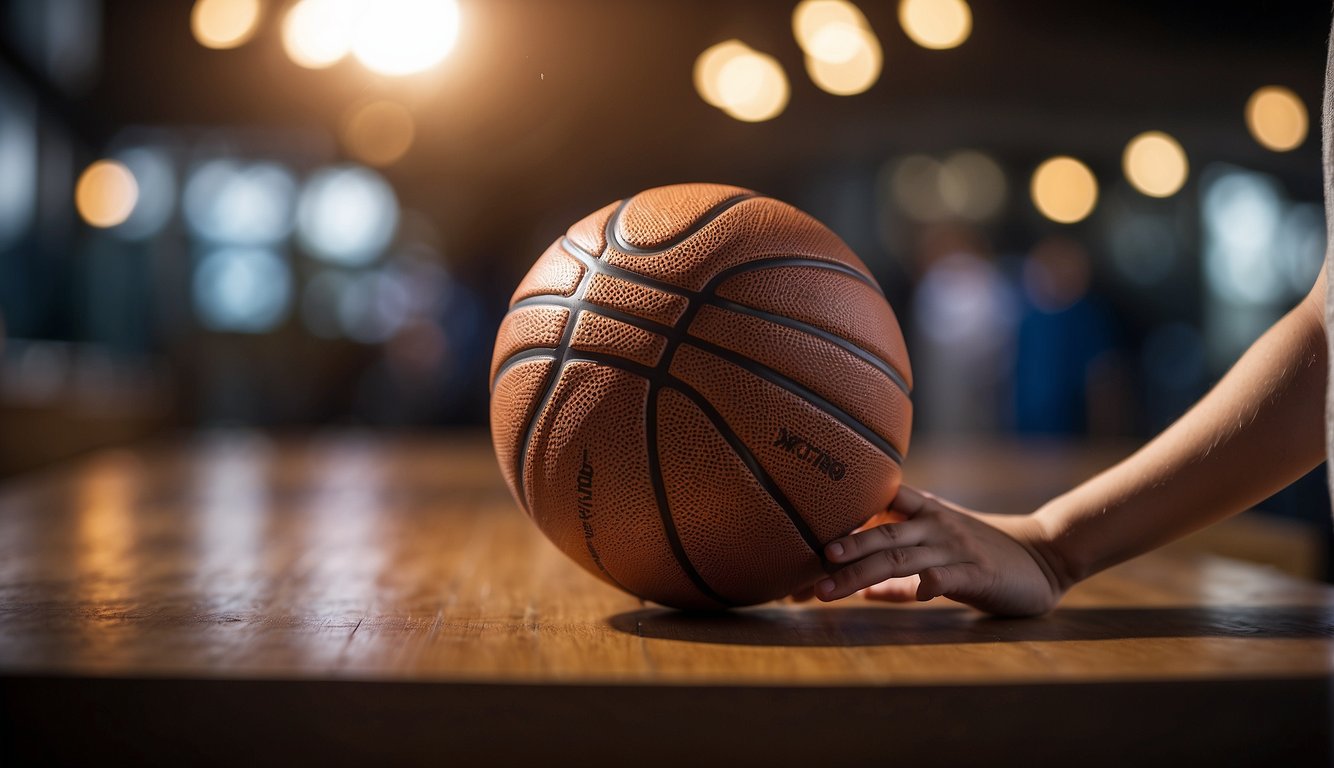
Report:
508,298,675,337
704,299,910,395
513,264,596,515
681,339,906,465
704,256,879,294
663,384,828,561
490,349,558,392
527,361,635,596
606,192,758,255
561,349,829,562
543,241,906,393
645,383,736,608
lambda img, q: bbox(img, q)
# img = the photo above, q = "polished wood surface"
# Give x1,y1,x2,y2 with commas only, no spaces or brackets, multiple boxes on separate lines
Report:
1,432,1331,765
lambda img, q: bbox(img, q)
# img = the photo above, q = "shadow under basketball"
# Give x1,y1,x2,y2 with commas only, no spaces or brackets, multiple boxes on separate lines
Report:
607,604,1334,647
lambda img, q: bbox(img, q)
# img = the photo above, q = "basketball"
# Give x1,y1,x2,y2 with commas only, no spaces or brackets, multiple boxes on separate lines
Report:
490,183,912,610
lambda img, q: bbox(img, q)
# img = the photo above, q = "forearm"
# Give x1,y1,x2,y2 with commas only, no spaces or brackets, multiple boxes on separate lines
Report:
1035,278,1328,589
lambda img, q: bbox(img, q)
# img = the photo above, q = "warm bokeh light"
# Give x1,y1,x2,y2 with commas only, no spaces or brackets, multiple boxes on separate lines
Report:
793,0,866,50
75,160,139,228
342,100,415,166
351,0,460,76
1030,156,1098,224
191,0,262,50
282,0,355,69
805,26,882,96
1245,85,1308,152
939,150,1007,220
898,0,972,50
1123,131,1188,198
716,49,790,122
793,0,871,65
693,40,750,108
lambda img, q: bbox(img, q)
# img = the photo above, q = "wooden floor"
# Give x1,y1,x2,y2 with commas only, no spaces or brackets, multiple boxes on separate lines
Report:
1,432,1331,766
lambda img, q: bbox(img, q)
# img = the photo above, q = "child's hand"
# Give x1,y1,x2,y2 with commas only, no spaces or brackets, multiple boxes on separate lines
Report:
811,485,1067,617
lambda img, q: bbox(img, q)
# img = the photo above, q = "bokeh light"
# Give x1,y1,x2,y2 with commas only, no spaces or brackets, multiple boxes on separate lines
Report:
110,147,176,241
190,0,262,50
1202,167,1284,304
1122,131,1188,198
804,25,882,96
1245,85,1308,152
193,247,292,333
341,100,415,167
898,0,972,50
350,0,461,77
184,160,297,244
694,40,751,108
1030,156,1098,224
938,150,1006,220
75,159,139,228
1276,203,1326,295
0,82,36,248
296,165,399,265
282,0,356,69
716,48,789,122
793,0,866,52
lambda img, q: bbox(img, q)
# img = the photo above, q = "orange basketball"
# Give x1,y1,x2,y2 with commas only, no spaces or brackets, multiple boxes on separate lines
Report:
490,183,912,610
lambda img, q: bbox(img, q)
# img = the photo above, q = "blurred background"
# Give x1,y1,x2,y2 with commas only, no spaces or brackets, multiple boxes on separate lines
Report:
0,0,1330,574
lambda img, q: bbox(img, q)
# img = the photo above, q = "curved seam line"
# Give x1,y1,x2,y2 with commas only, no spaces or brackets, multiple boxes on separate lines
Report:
704,256,880,295
680,339,905,466
703,298,911,395
605,193,758,255
508,297,675,335
504,295,909,401
491,349,558,391
513,264,596,515
645,383,736,608
663,384,827,560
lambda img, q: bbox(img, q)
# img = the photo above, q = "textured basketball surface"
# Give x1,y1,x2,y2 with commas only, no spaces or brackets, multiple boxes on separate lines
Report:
490,183,912,610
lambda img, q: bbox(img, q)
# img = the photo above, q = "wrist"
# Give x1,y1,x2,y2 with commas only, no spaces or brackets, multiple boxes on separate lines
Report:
1031,501,1085,593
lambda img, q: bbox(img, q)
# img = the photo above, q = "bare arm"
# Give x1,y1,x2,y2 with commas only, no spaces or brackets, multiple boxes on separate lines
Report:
1038,270,1328,588
814,271,1328,615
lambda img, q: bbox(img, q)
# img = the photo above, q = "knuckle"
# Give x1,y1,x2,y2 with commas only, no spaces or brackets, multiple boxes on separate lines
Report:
874,524,898,545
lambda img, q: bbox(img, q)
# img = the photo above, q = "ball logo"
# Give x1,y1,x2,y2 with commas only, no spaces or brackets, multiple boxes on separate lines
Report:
574,448,610,575
772,426,846,481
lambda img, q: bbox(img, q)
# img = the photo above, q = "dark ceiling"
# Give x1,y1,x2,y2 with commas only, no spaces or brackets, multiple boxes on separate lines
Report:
25,1,1334,287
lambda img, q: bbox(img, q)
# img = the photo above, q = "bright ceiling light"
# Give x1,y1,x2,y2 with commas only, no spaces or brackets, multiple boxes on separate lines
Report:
76,160,138,228
694,40,751,108
351,0,461,77
898,0,972,50
1123,131,1189,198
716,49,790,122
1031,156,1098,224
805,25,882,95
191,0,262,50
1245,85,1308,152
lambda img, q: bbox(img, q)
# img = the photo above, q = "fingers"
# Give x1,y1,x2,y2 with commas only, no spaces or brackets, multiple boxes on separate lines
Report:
816,544,948,600
825,519,929,565
887,484,931,518
916,564,983,601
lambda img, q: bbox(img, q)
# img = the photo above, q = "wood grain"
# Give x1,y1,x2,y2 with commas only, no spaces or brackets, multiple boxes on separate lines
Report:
0,432,1330,766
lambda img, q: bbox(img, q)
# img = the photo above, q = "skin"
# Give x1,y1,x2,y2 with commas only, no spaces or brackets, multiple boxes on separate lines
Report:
799,270,1329,617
